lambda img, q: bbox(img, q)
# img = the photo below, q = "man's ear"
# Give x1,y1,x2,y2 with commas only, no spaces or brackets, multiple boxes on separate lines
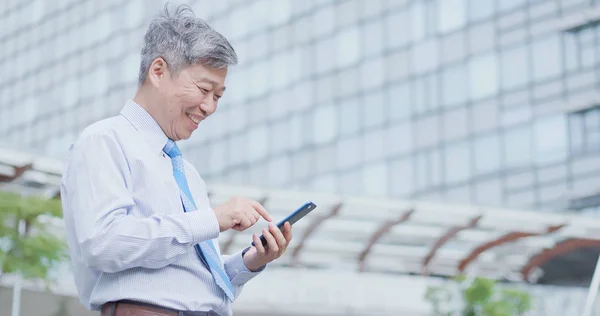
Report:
147,57,169,87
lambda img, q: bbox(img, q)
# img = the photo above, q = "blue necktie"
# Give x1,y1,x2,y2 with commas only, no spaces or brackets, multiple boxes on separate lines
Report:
163,139,235,301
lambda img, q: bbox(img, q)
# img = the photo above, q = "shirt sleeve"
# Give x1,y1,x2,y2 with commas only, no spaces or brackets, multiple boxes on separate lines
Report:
223,247,266,298
60,129,220,273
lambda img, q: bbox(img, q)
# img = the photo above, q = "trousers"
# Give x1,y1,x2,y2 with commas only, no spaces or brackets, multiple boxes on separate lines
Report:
100,300,220,316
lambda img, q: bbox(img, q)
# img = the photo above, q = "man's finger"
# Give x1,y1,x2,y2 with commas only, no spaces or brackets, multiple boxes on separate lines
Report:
252,233,265,255
249,200,272,222
269,223,287,248
283,221,292,242
263,228,278,253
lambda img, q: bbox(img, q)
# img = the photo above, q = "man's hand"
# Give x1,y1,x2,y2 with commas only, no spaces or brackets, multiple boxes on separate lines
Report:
213,197,272,232
243,222,292,271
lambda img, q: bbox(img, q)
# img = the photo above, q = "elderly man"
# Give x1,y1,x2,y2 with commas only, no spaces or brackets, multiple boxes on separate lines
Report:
60,5,292,316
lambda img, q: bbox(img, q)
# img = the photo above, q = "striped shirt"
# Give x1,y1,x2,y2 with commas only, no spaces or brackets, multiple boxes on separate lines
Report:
60,100,262,316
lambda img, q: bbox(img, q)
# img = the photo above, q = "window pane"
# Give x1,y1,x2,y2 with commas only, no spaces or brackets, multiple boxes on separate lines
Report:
339,99,361,136
534,114,568,164
411,1,426,42
364,89,386,128
363,162,388,197
569,113,585,153
415,151,428,191
438,0,466,34
412,40,439,74
444,141,471,183
585,110,600,152
469,0,494,21
363,18,384,57
390,156,414,197
500,44,529,90
504,124,532,167
388,81,412,121
564,33,579,72
441,63,467,107
499,0,527,12
246,125,268,161
469,53,498,100
313,103,337,145
337,26,360,68
531,35,562,82
386,10,410,49
474,133,501,174
387,123,413,156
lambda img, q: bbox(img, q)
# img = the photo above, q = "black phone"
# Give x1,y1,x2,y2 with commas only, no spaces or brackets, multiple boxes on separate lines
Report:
251,201,317,247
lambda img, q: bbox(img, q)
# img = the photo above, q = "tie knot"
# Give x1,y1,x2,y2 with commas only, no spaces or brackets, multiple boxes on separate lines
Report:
163,139,181,158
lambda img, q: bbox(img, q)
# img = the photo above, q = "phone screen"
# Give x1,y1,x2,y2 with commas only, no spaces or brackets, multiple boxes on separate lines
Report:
251,201,317,247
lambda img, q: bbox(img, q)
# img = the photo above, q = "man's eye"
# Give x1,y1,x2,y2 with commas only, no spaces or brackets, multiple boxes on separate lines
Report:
200,88,209,94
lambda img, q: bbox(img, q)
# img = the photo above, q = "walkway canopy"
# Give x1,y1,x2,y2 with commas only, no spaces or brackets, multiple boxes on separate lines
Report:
2,145,600,286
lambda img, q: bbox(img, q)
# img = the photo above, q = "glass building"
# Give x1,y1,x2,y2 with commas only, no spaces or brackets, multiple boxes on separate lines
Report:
2,0,600,215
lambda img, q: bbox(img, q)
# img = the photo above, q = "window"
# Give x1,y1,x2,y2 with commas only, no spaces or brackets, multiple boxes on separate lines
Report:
531,35,562,82
386,10,410,49
500,44,529,90
534,114,568,164
313,103,337,144
336,26,360,68
468,53,498,100
364,128,385,162
437,0,466,34
363,18,384,57
316,38,335,75
410,1,427,42
363,162,388,196
468,0,494,21
569,106,600,154
441,63,467,108
498,0,527,13
412,74,438,115
388,81,412,121
387,122,413,156
361,57,385,89
504,124,533,167
411,39,439,74
337,136,362,169
339,98,361,136
390,156,414,196
444,141,471,184
363,89,386,128
474,133,501,175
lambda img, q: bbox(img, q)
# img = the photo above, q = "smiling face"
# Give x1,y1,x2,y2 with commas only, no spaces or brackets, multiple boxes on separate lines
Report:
146,57,227,141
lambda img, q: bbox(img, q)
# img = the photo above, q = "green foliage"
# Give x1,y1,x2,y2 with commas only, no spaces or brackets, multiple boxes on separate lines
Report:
0,190,67,281
424,275,532,316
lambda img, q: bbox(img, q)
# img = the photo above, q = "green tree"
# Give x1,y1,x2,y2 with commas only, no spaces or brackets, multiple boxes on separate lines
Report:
424,275,532,316
0,190,67,283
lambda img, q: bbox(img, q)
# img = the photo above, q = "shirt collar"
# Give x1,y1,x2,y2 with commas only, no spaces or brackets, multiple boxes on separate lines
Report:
120,100,169,154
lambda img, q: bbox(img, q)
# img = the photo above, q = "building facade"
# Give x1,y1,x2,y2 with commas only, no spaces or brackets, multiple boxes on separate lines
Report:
2,0,600,212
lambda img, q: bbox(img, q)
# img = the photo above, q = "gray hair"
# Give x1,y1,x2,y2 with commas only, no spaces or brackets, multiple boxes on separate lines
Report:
138,4,238,85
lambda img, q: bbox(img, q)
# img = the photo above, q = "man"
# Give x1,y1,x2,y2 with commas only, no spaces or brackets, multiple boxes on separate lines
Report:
60,5,292,316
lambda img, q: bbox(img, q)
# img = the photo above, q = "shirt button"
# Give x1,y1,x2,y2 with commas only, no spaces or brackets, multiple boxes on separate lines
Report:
235,268,240,273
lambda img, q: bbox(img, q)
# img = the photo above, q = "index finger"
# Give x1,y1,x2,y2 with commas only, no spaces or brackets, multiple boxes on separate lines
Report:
249,199,272,222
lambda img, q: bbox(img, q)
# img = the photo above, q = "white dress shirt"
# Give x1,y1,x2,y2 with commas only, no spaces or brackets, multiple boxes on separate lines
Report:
60,100,262,316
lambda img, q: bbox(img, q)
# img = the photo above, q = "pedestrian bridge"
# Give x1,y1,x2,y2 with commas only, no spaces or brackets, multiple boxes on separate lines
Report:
2,146,600,315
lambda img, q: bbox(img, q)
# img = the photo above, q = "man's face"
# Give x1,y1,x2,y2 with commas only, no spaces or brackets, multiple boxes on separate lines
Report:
150,58,228,141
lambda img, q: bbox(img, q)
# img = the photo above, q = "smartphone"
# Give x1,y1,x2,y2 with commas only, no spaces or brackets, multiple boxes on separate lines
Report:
251,201,317,247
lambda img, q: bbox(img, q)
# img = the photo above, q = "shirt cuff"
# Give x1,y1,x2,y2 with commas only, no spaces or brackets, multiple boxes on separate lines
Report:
224,247,266,286
185,208,220,244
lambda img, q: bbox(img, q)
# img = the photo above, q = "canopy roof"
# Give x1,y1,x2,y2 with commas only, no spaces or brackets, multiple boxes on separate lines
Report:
2,145,600,285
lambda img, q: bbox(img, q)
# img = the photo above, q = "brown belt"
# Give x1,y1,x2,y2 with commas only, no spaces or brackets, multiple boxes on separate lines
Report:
101,300,218,316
